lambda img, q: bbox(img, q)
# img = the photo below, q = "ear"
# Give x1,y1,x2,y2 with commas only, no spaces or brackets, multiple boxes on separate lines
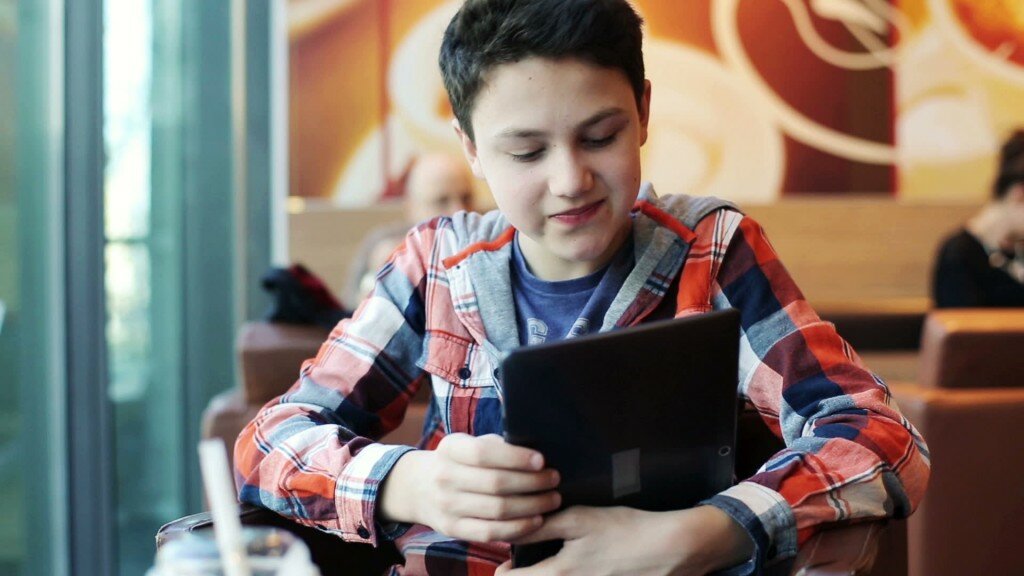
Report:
638,79,652,147
452,118,486,179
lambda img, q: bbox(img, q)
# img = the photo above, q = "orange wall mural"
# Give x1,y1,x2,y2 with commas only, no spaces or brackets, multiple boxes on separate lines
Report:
896,0,1024,201
286,0,1024,205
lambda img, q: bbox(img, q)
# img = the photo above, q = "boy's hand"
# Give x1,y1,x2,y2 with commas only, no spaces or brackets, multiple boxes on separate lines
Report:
495,505,754,576
379,433,561,542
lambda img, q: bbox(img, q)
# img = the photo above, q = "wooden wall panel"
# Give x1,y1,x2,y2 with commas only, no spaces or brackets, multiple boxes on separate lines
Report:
290,199,981,312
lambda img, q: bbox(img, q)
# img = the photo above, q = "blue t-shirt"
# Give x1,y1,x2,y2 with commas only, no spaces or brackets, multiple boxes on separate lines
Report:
510,233,635,346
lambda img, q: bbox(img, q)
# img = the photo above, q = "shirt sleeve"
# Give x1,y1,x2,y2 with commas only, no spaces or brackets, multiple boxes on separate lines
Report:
701,214,931,571
233,223,434,546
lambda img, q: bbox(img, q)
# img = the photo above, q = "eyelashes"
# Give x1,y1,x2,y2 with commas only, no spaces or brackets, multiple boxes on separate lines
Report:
508,132,620,163
583,134,618,148
511,149,544,162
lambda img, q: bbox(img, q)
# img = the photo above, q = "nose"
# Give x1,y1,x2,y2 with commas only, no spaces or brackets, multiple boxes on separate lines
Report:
548,148,594,198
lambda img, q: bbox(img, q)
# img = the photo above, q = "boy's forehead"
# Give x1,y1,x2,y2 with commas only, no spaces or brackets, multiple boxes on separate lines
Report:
470,57,638,134
477,56,629,89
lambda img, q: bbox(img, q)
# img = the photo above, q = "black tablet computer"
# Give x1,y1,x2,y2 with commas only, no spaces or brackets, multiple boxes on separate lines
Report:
500,309,741,568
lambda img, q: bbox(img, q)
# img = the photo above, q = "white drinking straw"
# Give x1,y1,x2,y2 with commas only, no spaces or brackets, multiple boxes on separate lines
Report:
198,439,253,576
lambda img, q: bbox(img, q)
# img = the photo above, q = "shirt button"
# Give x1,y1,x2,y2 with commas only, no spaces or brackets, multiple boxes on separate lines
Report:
458,367,472,380
356,525,370,539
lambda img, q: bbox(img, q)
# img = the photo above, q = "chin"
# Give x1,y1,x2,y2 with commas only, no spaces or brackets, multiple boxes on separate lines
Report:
557,243,613,266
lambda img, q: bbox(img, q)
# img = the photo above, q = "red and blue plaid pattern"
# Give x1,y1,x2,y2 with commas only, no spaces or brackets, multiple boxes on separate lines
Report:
235,191,929,575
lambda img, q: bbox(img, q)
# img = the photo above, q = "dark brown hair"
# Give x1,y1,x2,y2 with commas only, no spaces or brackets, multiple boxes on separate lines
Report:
439,0,645,142
996,129,1024,199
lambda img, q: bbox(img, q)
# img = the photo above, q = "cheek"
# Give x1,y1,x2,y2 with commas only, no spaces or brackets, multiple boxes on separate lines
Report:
487,181,529,223
605,139,642,176
494,188,538,220
606,151,643,191
486,166,543,208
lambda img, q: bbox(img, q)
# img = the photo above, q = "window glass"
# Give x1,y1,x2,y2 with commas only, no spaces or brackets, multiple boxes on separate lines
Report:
103,0,189,573
0,1,67,574
0,3,22,568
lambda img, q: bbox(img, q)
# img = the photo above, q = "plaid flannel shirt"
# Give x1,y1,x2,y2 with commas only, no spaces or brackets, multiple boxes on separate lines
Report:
235,185,930,575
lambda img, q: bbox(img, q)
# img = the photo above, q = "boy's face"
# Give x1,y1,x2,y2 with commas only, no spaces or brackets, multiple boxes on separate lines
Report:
455,57,651,281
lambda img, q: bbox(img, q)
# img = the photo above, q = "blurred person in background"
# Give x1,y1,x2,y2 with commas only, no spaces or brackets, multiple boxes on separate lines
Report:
342,152,476,308
933,130,1024,308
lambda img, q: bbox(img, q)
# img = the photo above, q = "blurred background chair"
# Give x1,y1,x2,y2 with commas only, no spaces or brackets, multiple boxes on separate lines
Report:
889,309,1024,576
201,321,431,476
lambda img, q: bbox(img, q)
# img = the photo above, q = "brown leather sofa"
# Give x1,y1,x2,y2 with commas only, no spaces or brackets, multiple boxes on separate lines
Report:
888,309,1024,576
201,322,326,465
201,322,431,475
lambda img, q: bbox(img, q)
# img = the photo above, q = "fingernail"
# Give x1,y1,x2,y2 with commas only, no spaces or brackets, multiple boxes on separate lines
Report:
550,470,560,485
530,454,543,470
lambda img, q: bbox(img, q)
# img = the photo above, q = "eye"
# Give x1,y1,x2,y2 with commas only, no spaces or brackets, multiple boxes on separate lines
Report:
510,148,545,162
583,132,618,149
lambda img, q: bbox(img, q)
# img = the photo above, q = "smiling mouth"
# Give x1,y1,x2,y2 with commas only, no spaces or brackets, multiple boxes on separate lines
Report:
549,200,605,225
551,200,604,218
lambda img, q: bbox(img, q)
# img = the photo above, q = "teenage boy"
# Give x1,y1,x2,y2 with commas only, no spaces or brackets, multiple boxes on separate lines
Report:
235,1,930,574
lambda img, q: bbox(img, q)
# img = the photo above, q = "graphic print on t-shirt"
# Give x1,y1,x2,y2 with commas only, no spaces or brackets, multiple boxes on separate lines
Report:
511,232,636,346
527,318,550,345
567,318,591,339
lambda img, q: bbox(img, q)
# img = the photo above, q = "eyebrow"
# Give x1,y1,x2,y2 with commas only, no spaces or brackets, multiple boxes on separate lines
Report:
494,108,627,140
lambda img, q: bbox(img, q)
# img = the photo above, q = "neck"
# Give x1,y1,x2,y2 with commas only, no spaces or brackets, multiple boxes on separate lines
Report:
518,224,632,282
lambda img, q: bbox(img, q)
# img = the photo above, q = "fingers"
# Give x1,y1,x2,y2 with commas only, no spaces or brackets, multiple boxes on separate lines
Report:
423,434,566,544
429,492,555,542
444,515,544,543
440,433,545,471
441,489,561,520
440,462,560,496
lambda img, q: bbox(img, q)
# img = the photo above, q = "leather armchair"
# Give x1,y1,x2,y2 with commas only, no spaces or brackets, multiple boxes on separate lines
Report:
888,309,1024,576
201,322,429,474
200,322,331,475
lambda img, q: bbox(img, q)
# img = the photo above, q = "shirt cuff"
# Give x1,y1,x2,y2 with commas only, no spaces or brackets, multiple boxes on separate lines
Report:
336,443,417,545
703,481,797,573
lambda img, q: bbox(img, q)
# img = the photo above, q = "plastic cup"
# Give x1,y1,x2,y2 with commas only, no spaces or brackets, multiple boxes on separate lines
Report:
148,526,320,576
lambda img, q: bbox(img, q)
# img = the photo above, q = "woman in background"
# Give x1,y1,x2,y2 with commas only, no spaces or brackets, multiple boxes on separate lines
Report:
933,130,1024,308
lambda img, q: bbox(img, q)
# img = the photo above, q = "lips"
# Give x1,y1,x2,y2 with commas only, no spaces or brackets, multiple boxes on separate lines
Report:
549,199,605,225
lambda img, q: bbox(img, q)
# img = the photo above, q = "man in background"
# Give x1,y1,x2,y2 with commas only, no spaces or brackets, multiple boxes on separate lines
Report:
342,152,476,308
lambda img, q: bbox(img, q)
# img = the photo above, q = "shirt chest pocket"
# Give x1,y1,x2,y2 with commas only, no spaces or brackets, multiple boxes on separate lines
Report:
418,331,503,436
